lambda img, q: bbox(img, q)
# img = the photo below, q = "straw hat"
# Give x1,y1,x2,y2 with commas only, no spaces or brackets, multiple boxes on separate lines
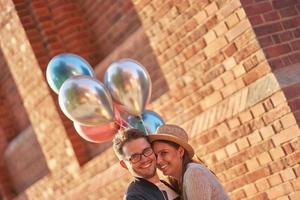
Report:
148,124,194,159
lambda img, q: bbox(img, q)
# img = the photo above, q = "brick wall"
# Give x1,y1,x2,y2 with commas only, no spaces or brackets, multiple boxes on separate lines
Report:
131,0,300,199
0,0,299,199
12,0,103,166
3,127,48,194
0,47,32,198
0,50,29,141
77,0,142,60
242,0,300,70
0,0,81,198
242,0,300,128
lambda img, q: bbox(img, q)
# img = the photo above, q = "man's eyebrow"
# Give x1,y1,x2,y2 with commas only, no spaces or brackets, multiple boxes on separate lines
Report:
131,147,151,155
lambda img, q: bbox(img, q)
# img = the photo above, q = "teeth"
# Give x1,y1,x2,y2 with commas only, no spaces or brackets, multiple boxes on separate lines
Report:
141,162,151,169
160,165,167,169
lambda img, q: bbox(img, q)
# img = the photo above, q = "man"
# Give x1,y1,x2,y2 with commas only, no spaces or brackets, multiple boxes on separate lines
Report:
113,128,180,200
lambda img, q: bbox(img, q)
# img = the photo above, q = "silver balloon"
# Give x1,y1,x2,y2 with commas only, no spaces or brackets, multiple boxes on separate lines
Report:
46,53,95,94
104,59,152,116
128,110,165,134
58,75,114,126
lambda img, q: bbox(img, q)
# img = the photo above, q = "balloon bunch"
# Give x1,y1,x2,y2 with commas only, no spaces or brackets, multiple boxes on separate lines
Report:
46,53,164,143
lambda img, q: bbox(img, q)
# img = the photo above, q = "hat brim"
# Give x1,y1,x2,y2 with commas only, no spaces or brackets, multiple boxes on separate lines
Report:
149,134,195,159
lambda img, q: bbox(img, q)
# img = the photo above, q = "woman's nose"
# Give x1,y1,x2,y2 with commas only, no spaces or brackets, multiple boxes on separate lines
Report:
156,154,162,165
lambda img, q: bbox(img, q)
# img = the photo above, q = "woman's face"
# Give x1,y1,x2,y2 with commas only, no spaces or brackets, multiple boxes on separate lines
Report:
152,141,184,179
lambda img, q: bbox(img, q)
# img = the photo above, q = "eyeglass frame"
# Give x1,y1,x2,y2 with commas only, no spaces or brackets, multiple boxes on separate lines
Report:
125,147,154,164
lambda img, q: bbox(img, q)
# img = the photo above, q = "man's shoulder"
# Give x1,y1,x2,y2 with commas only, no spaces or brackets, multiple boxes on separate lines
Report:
127,178,154,191
125,179,165,200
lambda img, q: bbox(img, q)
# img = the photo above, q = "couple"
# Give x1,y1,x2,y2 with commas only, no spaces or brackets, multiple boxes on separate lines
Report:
113,124,230,200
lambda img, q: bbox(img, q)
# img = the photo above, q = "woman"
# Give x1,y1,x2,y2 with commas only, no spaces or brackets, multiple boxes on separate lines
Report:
149,124,230,200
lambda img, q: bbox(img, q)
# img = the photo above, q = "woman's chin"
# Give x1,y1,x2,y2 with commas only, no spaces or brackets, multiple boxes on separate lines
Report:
161,169,171,176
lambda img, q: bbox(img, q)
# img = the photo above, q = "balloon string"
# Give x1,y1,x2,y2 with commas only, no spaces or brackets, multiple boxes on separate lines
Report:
117,122,127,129
123,119,134,128
140,116,149,135
116,118,134,129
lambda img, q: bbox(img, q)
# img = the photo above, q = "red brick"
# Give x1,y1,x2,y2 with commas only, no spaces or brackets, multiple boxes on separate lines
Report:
202,53,225,72
255,178,270,192
288,97,300,110
184,18,198,32
280,6,298,18
227,117,241,129
244,2,272,16
294,28,300,38
224,43,237,57
267,182,294,199
206,15,218,29
291,39,300,50
281,168,296,181
258,36,273,48
202,65,225,83
263,99,274,111
289,51,300,64
278,31,294,42
272,0,298,9
183,45,197,59
189,27,207,41
281,55,292,66
249,15,264,26
225,175,248,192
263,11,280,22
194,0,210,9
286,151,300,166
156,1,172,18
231,189,246,199
251,103,265,117
248,192,269,200
244,183,257,197
234,42,260,63
206,136,229,153
243,69,259,85
239,110,253,123
269,58,284,70
272,34,281,44
240,0,254,6
174,0,190,13
254,23,283,36
264,44,291,58
246,167,271,182
282,16,300,29
268,173,283,187
243,55,258,71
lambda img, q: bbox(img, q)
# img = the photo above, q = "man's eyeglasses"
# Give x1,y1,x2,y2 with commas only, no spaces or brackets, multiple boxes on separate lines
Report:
128,147,154,164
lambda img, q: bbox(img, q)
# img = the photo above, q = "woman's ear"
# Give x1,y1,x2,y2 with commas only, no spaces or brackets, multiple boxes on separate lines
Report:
178,146,185,158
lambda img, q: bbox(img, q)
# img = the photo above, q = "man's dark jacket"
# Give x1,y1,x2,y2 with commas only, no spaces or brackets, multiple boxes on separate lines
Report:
124,177,180,200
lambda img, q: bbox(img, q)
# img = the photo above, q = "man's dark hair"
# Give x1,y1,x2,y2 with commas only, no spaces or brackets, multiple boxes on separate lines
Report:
113,128,150,159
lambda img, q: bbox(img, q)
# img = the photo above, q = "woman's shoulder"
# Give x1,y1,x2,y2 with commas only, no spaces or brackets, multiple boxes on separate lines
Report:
186,162,207,172
184,163,215,180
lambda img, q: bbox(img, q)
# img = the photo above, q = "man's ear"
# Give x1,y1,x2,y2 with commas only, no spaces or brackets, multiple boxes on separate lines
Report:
120,160,128,170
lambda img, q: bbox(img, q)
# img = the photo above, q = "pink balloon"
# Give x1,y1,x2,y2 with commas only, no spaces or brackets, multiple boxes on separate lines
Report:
74,122,119,143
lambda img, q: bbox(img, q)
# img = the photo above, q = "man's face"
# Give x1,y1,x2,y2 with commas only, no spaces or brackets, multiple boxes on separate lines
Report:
121,138,157,180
